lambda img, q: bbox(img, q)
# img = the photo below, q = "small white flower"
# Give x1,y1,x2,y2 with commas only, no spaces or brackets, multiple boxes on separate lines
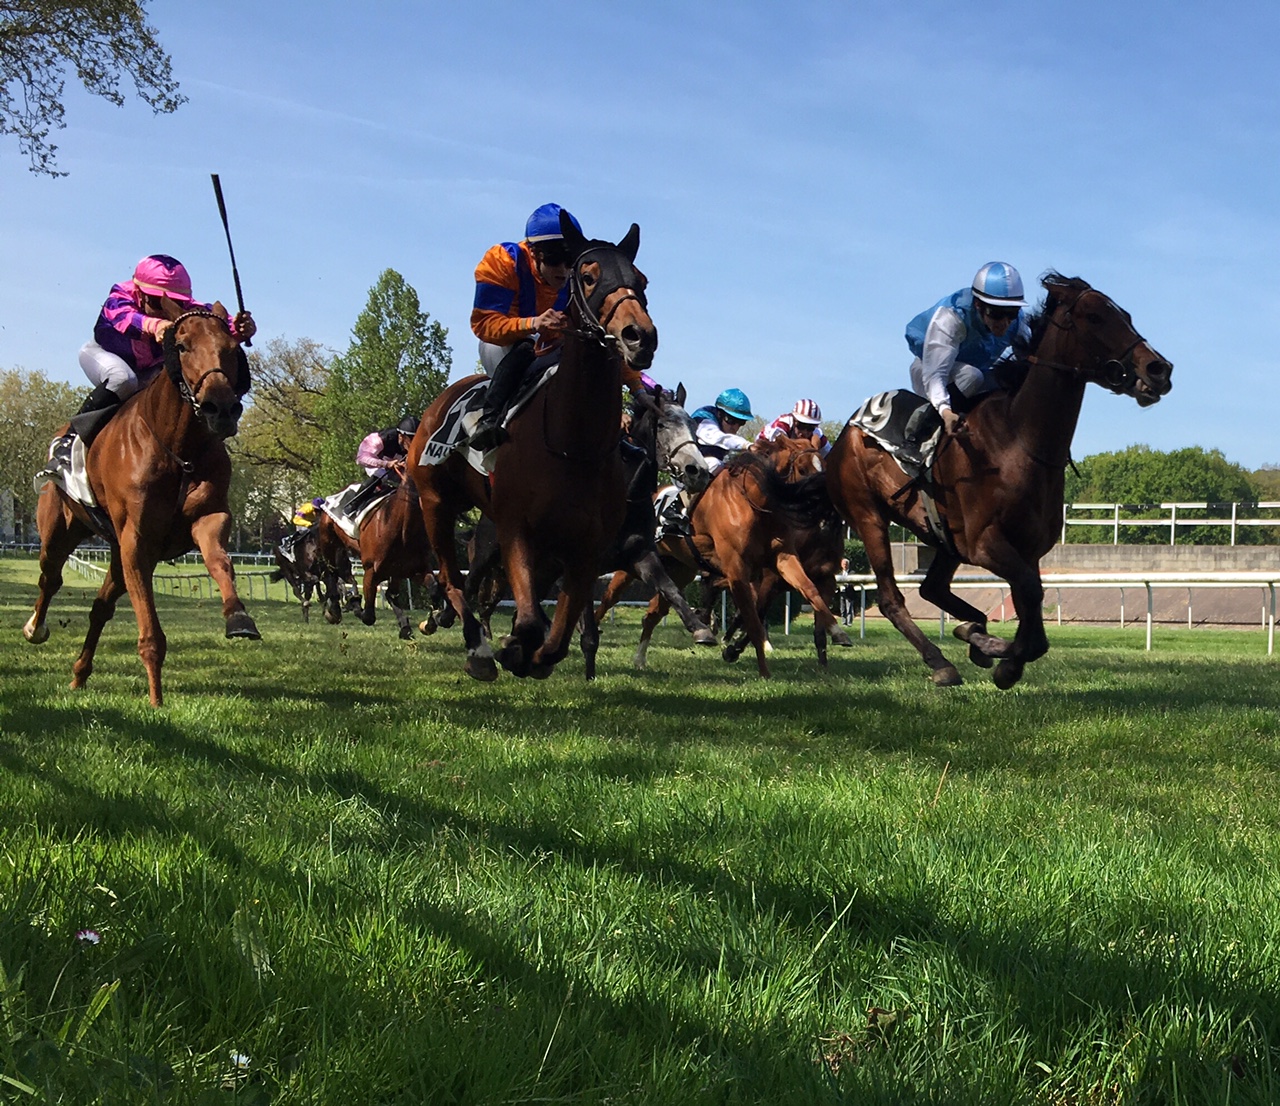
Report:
229,1051,251,1070
75,929,101,945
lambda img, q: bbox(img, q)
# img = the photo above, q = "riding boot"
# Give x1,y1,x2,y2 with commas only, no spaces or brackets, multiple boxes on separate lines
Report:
467,341,536,452
53,384,122,465
898,404,938,468
344,474,385,517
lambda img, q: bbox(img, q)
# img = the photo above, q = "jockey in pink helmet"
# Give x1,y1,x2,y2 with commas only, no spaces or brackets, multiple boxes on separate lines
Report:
757,399,831,455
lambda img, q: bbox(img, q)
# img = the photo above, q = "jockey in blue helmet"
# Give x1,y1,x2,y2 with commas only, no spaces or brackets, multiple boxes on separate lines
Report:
899,262,1033,463
466,202,585,452
689,388,755,473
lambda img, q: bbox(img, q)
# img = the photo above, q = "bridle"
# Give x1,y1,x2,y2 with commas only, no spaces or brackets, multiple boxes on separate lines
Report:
1025,285,1145,395
565,246,648,348
163,309,246,414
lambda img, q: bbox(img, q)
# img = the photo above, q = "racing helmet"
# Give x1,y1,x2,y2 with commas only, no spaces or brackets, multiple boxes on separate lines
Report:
971,262,1026,308
525,203,583,243
714,388,754,421
792,399,821,425
397,414,420,436
133,254,194,302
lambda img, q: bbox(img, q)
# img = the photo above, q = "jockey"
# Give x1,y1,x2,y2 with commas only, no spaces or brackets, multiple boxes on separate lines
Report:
344,414,419,516
53,255,256,463
689,388,755,474
757,398,831,456
292,497,324,529
899,261,1031,464
465,203,582,452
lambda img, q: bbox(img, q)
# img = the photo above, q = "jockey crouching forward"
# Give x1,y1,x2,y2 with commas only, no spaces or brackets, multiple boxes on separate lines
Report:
899,261,1031,466
344,415,420,516
52,254,256,465
758,398,831,456
465,203,582,453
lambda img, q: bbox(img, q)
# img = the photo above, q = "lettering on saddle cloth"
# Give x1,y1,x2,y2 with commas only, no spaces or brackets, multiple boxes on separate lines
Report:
849,390,943,469
417,363,561,473
321,484,391,540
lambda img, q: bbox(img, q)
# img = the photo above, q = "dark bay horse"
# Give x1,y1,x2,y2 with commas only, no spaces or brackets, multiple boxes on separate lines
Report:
272,528,357,624
314,482,447,639
24,304,258,705
407,213,657,680
462,382,717,675
826,273,1172,689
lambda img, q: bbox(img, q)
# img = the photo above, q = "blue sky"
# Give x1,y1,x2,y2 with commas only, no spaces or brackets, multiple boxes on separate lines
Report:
2,0,1277,469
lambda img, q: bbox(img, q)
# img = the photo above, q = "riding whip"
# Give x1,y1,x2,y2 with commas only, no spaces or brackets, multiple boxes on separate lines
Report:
210,173,251,346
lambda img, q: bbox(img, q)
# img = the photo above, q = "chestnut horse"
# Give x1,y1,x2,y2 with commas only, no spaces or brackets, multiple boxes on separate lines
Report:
24,304,258,705
314,482,448,639
408,214,657,680
596,436,851,676
826,273,1172,689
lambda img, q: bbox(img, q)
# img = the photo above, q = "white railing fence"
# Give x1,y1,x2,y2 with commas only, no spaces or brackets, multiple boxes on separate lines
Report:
1060,502,1280,546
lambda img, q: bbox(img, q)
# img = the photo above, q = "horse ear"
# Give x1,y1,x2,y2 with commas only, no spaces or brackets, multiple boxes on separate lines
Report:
675,382,687,408
210,300,231,321
157,295,186,321
560,209,588,257
618,223,640,262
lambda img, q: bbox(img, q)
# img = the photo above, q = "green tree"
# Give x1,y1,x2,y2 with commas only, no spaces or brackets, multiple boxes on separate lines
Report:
0,367,81,539
1,1,184,176
315,270,451,492
1063,445,1264,544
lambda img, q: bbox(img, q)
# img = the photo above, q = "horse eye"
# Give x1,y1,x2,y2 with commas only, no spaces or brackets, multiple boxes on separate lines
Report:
175,342,188,353
581,272,596,286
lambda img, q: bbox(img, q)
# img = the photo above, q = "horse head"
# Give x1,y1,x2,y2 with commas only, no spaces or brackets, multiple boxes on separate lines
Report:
633,383,711,494
161,302,250,438
752,435,826,480
561,211,658,370
1041,274,1173,407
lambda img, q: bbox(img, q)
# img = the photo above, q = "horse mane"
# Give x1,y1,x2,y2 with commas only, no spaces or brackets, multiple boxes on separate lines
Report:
722,451,838,530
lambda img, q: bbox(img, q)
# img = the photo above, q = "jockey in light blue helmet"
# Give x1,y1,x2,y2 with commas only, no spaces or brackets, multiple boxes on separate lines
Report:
970,261,1027,309
713,387,754,421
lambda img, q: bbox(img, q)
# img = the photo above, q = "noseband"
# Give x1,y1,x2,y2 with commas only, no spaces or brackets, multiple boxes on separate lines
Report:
163,310,246,414
566,247,648,347
1027,287,1146,394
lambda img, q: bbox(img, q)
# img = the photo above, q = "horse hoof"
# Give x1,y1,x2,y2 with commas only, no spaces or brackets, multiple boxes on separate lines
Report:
993,660,1024,690
436,607,457,629
464,655,498,682
418,619,437,636
692,628,718,646
968,642,994,669
830,627,853,647
358,611,376,627
930,665,963,687
23,618,49,645
722,646,741,664
225,613,261,640
530,664,553,680
398,625,414,641
952,621,981,644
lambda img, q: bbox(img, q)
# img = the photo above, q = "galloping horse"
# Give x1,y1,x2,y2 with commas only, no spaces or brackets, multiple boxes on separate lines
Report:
24,303,258,705
314,482,448,639
272,528,357,624
596,436,850,675
408,213,657,679
826,273,1172,688
462,382,716,675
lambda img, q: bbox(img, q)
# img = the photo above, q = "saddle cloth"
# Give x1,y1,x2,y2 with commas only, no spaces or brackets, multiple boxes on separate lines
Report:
416,363,560,476
321,484,393,541
33,434,97,507
847,389,943,475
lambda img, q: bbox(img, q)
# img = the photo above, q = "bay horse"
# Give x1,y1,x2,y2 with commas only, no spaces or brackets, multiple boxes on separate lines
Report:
825,272,1172,689
461,382,717,675
596,436,850,676
24,303,258,706
407,212,657,680
313,482,448,639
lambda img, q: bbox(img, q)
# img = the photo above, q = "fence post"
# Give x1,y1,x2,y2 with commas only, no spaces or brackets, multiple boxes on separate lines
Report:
1145,582,1153,651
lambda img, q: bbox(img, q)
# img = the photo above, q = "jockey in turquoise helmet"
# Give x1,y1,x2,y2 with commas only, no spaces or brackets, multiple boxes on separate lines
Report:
689,388,755,472
899,261,1032,464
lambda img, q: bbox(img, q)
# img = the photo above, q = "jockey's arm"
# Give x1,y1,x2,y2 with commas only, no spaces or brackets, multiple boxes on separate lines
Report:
919,306,965,413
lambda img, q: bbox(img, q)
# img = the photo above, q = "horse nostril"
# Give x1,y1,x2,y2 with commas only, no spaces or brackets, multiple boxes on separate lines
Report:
620,324,641,348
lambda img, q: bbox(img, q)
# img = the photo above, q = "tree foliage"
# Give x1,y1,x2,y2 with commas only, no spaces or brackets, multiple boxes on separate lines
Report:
315,269,451,492
0,366,81,538
1063,444,1266,544
1,1,184,176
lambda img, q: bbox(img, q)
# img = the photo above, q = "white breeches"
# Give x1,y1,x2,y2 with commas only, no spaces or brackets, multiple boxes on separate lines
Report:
79,341,140,398
908,356,999,405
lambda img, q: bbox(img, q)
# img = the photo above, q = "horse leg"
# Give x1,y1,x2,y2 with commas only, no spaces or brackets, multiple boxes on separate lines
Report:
862,519,962,686
299,578,312,623
107,532,168,706
629,550,716,645
978,547,1049,690
576,598,600,680
386,579,414,640
69,551,127,693
773,550,853,649
530,568,594,677
24,494,87,645
190,513,260,640
917,550,1000,669
629,592,668,669
422,503,496,681
593,569,631,626
496,537,545,678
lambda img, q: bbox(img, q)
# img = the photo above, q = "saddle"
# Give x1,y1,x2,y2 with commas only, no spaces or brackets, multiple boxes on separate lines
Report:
321,483,393,540
33,434,116,540
416,359,561,475
847,389,944,477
